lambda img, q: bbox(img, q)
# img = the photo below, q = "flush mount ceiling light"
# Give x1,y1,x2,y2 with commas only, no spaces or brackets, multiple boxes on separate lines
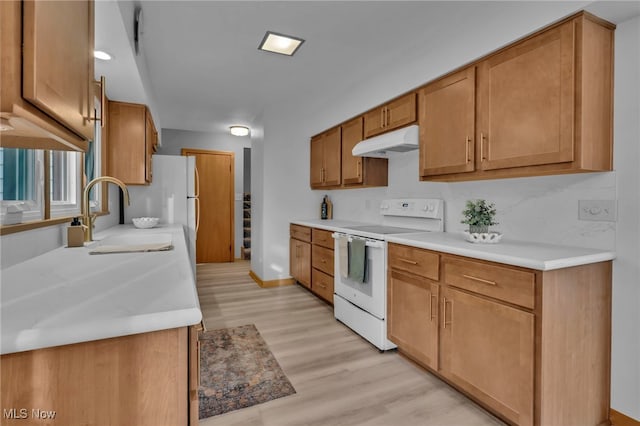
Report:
230,126,250,137
258,31,304,56
94,50,113,61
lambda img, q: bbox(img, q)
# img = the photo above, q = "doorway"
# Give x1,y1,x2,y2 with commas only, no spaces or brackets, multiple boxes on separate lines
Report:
182,148,234,263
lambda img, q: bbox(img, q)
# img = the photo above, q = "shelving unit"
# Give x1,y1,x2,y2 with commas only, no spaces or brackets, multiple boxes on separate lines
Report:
241,193,251,260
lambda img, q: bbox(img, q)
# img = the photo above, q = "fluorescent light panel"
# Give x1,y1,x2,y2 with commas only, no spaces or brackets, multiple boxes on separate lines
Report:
94,50,112,60
258,31,304,56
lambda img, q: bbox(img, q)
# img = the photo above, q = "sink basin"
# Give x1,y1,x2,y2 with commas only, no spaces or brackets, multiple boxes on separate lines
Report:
88,233,173,254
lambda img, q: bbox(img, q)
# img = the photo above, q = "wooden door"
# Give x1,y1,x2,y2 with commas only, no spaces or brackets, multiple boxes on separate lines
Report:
183,149,234,263
420,67,476,176
107,102,147,184
387,269,439,370
440,287,534,426
363,106,386,138
341,117,364,185
310,134,324,187
145,110,154,183
477,21,575,170
22,0,94,141
385,92,417,132
322,127,342,186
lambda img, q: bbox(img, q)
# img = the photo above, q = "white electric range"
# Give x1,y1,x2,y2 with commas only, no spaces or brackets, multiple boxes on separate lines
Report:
332,199,444,350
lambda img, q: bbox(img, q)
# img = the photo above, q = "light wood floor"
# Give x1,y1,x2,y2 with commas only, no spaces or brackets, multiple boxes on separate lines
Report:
197,261,505,426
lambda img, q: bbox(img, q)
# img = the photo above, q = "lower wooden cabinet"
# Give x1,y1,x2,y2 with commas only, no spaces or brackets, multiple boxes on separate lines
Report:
387,269,439,370
290,224,334,304
289,237,311,289
188,323,203,426
387,243,612,426
1,328,189,426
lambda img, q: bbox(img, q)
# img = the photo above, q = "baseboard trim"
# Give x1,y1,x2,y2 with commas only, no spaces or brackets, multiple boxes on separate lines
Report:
611,409,640,426
249,270,295,288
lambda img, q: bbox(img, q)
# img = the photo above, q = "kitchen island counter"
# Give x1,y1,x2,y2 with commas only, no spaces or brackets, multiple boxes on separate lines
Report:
0,224,201,355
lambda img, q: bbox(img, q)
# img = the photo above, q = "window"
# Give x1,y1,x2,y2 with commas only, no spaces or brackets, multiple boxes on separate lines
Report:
49,150,81,218
0,148,44,224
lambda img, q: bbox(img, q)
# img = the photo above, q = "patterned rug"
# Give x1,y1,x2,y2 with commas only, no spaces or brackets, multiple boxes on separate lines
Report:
199,324,296,419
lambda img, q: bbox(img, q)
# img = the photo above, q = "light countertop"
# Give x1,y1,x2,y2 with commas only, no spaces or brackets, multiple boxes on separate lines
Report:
291,219,615,271
1,224,201,355
386,232,616,271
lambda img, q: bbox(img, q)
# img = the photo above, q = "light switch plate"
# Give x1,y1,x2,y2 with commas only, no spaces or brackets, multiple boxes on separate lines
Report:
578,200,617,222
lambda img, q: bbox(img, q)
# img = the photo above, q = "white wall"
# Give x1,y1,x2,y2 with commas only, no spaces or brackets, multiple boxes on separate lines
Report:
157,128,251,259
253,8,639,420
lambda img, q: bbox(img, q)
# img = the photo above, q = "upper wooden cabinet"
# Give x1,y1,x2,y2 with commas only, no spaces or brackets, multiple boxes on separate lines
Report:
0,0,94,151
363,92,417,139
341,117,388,187
419,67,476,177
310,126,341,188
421,12,614,181
107,101,157,185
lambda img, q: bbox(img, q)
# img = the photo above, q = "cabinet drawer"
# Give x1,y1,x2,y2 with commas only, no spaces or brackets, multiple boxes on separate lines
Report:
312,228,334,249
388,244,439,280
443,256,535,309
312,268,334,304
312,245,334,276
290,224,311,242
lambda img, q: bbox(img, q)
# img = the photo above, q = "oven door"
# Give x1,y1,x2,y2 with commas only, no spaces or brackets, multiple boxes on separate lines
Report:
332,232,387,319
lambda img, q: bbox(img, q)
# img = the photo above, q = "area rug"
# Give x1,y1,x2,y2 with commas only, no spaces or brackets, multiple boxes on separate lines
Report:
199,324,296,419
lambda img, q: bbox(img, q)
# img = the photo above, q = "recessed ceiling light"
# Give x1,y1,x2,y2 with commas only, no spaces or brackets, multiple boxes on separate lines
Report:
230,126,250,137
94,50,112,61
258,31,304,56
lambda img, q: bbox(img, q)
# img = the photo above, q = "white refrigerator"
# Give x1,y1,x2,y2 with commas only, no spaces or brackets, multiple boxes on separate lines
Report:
125,155,199,275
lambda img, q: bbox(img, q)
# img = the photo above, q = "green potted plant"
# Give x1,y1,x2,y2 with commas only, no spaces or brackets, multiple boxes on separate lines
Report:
461,199,498,234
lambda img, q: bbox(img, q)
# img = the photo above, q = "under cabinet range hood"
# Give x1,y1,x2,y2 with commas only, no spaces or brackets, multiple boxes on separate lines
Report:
352,124,419,158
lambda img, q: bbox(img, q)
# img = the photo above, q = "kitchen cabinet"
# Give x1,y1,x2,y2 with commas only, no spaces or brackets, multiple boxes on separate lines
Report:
290,224,311,289
107,101,157,185
420,12,614,182
0,0,94,151
1,327,189,426
310,126,341,188
419,67,476,176
341,116,388,187
363,92,417,139
189,323,203,426
387,243,612,426
311,228,335,303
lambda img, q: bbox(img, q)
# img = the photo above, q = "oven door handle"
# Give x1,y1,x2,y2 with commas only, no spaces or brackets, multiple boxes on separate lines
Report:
331,233,385,249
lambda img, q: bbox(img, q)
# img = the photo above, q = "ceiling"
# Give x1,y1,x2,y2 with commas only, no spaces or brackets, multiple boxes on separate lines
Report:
95,1,640,136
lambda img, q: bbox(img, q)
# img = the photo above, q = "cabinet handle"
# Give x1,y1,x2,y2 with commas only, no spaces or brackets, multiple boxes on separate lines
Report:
316,283,327,289
90,76,106,128
430,293,437,322
462,274,497,286
443,297,452,329
480,133,487,161
466,136,471,163
356,160,361,178
398,258,418,265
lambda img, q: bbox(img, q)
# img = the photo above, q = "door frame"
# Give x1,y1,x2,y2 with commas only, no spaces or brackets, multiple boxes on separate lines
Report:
181,148,235,263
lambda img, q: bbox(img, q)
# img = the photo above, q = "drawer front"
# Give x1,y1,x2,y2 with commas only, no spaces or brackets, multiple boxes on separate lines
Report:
443,256,535,309
388,243,439,280
290,224,311,242
312,268,334,304
312,228,334,249
312,244,334,276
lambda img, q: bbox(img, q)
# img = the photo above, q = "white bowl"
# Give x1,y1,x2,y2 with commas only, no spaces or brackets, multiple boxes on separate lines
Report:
463,231,503,244
132,217,159,229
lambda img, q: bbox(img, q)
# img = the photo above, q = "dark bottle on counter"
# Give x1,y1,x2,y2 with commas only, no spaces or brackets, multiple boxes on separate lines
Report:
321,195,328,220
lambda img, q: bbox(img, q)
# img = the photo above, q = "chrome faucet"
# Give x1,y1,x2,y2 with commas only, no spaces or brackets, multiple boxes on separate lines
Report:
82,176,130,242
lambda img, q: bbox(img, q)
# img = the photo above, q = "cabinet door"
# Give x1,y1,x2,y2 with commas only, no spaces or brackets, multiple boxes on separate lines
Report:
477,22,575,171
189,325,201,426
440,287,534,426
341,117,364,185
107,102,147,184
323,127,342,186
420,68,475,176
145,110,154,183
363,106,386,139
387,269,439,370
290,239,311,288
311,268,334,304
310,135,325,187
385,92,417,132
22,0,94,141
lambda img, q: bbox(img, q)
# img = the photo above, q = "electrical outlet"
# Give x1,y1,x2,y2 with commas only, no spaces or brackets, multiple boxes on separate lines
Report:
578,200,617,222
